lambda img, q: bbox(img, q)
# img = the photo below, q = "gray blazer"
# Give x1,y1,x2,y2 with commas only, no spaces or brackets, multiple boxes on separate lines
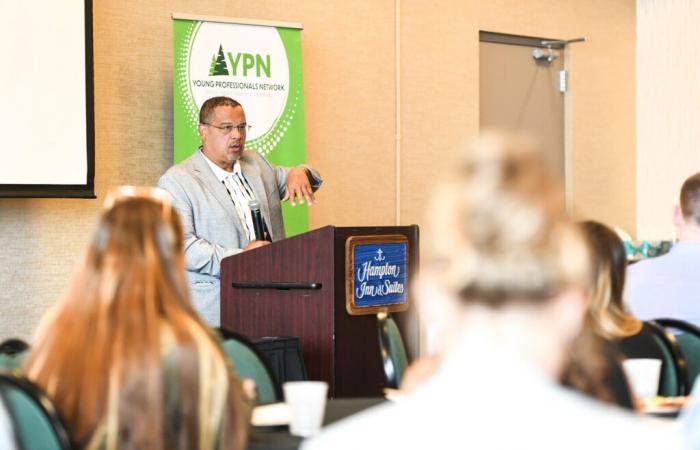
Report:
158,150,322,326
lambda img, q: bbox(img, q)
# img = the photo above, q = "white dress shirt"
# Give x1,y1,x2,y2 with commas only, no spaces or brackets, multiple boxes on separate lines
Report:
200,150,258,241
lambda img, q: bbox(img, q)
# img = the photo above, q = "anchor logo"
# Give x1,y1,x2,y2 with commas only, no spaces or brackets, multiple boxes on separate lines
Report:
374,248,385,261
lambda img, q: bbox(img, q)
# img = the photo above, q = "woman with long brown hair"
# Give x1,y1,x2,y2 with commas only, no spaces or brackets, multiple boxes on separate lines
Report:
583,221,642,339
561,220,642,408
24,187,249,450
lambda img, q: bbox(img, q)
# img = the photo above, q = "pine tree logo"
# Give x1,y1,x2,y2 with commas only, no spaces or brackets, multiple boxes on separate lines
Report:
208,44,229,76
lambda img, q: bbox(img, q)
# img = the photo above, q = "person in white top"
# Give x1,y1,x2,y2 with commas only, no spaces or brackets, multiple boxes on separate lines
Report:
302,133,687,450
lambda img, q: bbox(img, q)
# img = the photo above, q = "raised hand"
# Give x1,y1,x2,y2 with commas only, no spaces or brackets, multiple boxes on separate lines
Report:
283,167,316,206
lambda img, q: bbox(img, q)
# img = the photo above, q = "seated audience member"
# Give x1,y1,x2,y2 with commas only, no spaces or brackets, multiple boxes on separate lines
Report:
628,172,700,327
24,187,249,450
302,134,684,449
406,222,648,404
561,221,641,409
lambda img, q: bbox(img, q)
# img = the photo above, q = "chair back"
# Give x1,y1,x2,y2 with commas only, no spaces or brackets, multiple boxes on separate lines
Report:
653,318,700,389
215,328,281,404
617,321,688,396
0,354,26,373
377,313,409,389
0,339,29,372
253,337,308,384
0,374,72,450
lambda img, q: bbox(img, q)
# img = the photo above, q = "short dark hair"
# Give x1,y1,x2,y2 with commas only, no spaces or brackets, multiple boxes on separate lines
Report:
680,172,700,225
199,96,242,124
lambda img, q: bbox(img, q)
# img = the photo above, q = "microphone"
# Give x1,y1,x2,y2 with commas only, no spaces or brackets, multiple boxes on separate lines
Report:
248,200,266,241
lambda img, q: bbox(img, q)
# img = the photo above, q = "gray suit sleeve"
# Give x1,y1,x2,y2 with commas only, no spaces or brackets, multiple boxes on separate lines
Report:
158,173,241,278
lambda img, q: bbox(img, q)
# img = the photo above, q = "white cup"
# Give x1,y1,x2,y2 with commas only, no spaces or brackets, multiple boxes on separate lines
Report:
622,358,662,400
283,381,329,437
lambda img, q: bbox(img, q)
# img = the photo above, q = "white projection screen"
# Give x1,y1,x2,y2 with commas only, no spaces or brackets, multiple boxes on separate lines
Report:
0,0,94,197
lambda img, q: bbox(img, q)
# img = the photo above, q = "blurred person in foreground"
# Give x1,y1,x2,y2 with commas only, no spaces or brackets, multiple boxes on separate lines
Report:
24,187,249,450
302,134,685,449
561,221,642,409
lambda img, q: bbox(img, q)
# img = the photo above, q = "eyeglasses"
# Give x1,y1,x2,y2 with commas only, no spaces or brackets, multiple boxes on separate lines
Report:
103,186,173,220
202,122,251,135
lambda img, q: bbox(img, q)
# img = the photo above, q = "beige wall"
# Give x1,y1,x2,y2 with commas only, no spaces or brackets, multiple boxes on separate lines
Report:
400,0,637,231
636,0,700,239
0,0,637,340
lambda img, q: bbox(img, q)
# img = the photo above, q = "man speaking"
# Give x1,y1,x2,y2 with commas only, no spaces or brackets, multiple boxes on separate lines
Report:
158,96,322,325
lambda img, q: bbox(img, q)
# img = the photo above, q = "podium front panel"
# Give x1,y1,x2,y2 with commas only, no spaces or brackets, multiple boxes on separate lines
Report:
220,225,419,397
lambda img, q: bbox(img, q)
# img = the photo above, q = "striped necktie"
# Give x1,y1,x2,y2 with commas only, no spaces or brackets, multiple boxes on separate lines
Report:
222,172,257,241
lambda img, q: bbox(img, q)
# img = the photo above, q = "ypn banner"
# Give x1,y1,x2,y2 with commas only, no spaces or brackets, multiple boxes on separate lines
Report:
173,16,308,236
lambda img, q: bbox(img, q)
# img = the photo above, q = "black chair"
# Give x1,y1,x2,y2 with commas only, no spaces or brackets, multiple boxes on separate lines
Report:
214,328,282,403
0,339,29,372
653,318,700,391
0,339,29,356
617,321,688,396
377,313,409,389
252,336,308,384
0,373,72,450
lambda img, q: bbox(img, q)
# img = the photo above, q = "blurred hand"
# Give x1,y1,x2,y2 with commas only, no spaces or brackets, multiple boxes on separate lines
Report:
283,167,315,206
242,378,258,402
400,356,440,393
244,240,271,251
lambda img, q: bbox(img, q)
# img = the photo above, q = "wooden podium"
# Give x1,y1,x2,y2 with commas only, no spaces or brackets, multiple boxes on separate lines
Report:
220,225,419,398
